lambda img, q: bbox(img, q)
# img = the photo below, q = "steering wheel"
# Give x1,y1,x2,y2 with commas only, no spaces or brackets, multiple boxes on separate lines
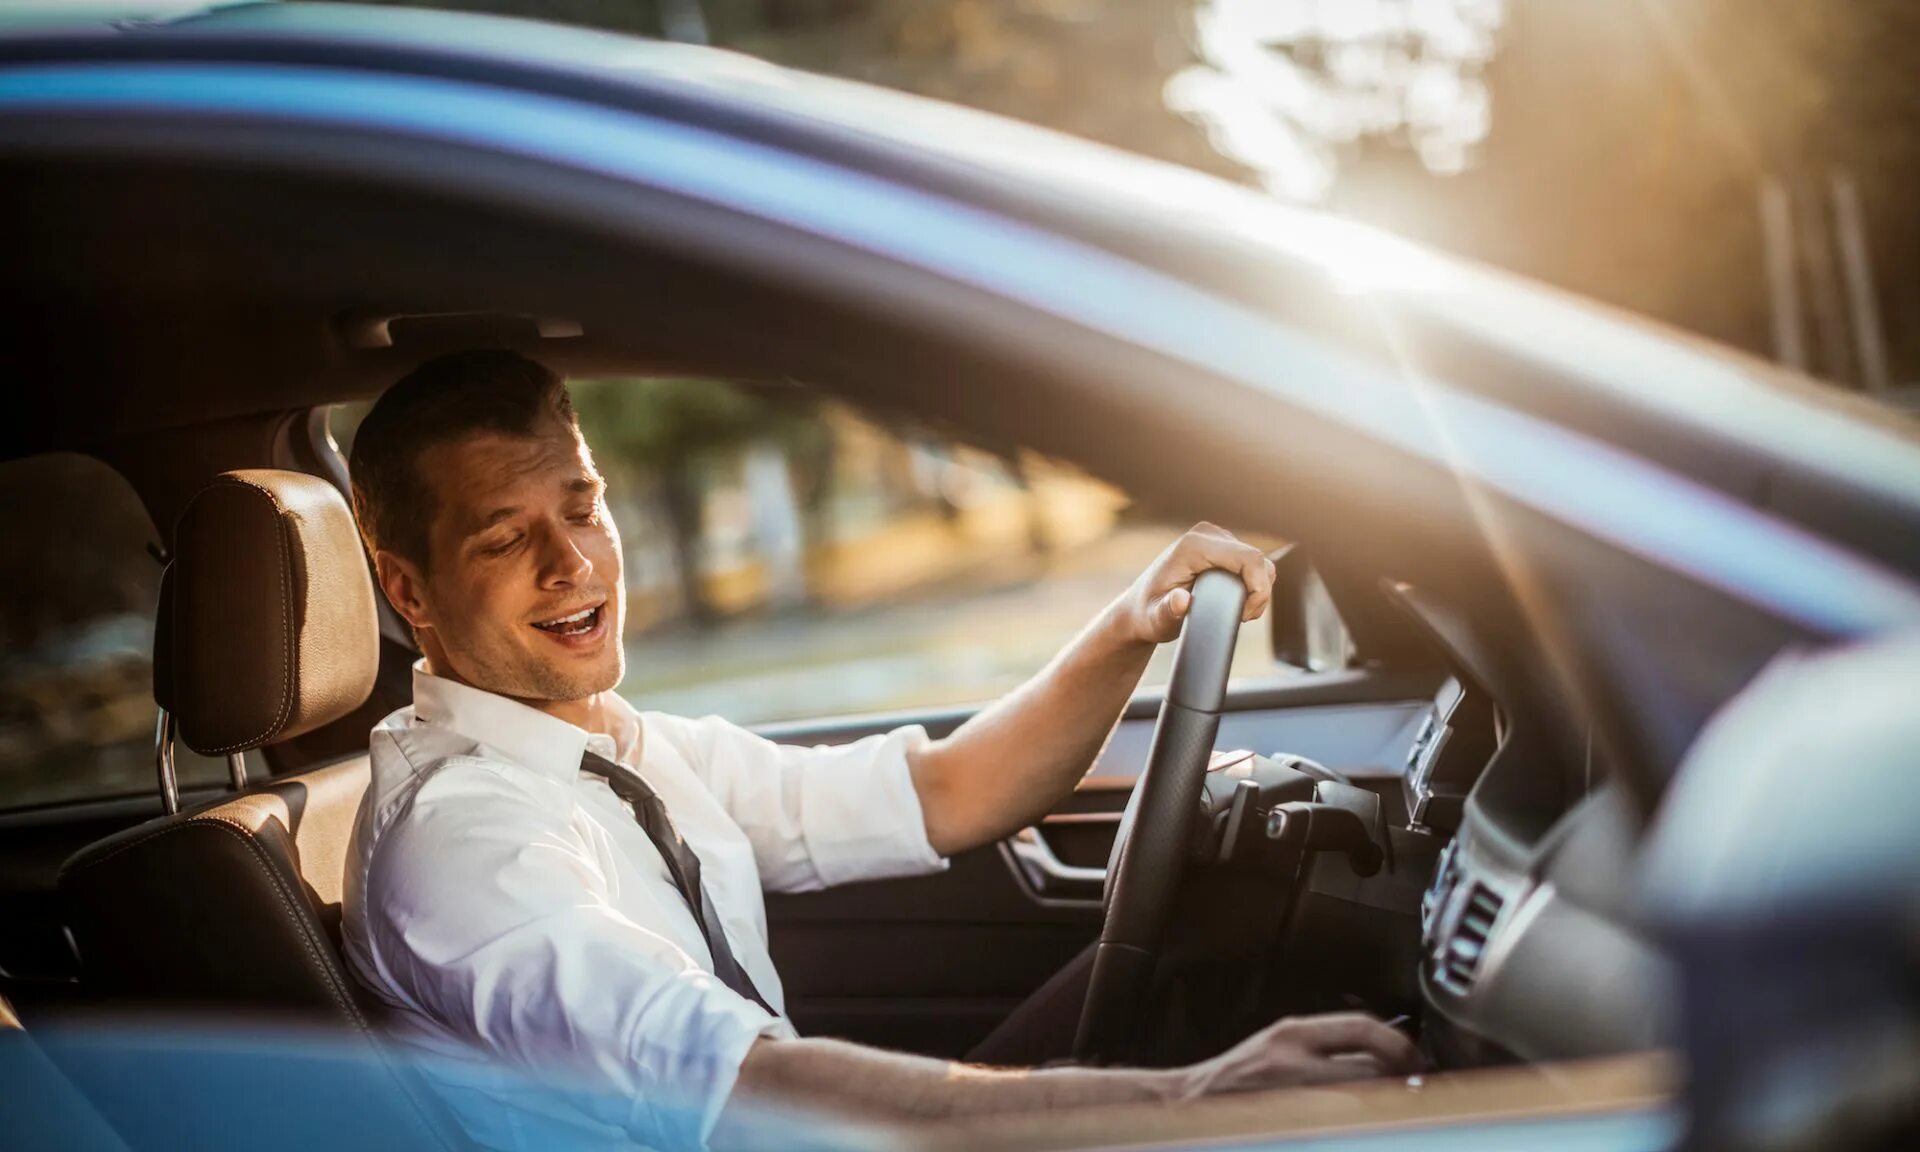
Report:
1073,569,1246,1063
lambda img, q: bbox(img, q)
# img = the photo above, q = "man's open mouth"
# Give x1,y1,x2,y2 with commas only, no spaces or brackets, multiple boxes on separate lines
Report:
531,604,603,637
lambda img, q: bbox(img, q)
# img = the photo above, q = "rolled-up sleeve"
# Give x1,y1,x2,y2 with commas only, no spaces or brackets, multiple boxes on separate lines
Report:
361,758,781,1150
650,715,948,892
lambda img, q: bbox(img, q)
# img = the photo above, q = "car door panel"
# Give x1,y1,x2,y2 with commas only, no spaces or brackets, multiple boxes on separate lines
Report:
766,849,1099,1057
758,667,1441,1056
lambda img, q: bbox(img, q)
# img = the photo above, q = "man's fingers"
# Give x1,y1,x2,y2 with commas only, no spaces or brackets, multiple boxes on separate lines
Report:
1292,1054,1389,1086
1242,553,1278,622
1149,587,1192,636
1209,748,1256,772
1286,1014,1423,1073
1151,526,1280,634
1181,534,1275,620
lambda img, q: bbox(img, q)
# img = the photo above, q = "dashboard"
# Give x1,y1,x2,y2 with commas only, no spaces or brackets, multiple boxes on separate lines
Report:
1419,776,1673,1065
1383,602,1675,1066
770,575,1674,1068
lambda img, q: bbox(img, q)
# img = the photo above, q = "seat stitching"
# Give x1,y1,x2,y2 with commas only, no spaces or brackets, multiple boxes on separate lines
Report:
62,817,204,876
64,806,461,1149
63,814,364,1030
194,814,370,1029
201,812,465,1150
60,764,357,877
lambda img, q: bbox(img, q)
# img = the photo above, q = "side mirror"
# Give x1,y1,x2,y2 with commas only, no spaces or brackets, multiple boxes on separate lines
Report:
1267,545,1354,672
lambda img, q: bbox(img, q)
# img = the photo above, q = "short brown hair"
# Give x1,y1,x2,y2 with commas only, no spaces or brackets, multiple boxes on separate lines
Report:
348,350,576,570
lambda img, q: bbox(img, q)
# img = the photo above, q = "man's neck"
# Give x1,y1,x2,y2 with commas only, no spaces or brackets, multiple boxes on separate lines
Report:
522,691,596,731
421,656,600,732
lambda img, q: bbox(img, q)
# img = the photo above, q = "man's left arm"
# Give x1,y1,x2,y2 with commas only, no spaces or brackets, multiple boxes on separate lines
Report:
908,523,1276,857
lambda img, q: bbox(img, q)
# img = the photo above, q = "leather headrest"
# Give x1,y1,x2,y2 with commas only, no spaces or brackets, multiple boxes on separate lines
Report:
157,470,379,756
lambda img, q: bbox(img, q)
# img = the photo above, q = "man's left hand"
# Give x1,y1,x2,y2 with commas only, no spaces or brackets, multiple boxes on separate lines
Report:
1112,522,1277,645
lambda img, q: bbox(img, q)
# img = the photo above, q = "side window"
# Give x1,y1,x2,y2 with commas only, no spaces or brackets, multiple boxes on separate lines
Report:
0,453,228,811
332,379,1279,726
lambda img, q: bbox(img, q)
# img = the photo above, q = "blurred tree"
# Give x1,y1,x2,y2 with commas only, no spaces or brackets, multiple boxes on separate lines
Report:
728,0,1239,179
1312,1,1920,384
569,378,825,624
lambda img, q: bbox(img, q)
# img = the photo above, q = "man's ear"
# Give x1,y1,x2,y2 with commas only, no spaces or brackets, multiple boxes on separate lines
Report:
373,550,433,631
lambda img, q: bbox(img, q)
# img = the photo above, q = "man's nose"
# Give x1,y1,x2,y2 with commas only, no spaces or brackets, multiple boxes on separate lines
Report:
534,522,593,587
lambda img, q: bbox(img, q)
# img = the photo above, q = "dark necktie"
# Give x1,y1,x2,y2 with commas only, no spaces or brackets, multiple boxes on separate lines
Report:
579,750,776,1016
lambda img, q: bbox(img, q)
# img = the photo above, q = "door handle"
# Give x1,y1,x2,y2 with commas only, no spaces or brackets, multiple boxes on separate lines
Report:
1004,826,1107,902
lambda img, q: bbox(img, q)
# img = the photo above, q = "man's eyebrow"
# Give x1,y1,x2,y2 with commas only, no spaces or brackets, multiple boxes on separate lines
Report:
463,507,520,539
567,476,605,496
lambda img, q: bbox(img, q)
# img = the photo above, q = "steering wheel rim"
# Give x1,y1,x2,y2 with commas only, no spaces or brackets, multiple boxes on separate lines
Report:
1073,569,1246,1063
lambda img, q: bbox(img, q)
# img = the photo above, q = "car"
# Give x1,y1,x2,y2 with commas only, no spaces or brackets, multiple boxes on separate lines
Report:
1,3,1917,1150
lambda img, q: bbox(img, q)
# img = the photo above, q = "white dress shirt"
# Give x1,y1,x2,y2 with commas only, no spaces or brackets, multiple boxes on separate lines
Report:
342,663,946,1151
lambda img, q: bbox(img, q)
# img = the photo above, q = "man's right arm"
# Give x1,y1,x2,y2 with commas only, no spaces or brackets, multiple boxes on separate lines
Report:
717,1013,1419,1141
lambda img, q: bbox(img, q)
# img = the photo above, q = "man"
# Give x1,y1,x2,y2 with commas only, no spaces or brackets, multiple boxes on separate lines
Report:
341,351,1418,1151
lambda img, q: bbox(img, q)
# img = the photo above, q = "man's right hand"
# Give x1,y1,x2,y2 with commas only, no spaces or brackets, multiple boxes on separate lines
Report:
721,1013,1422,1142
1175,1013,1424,1098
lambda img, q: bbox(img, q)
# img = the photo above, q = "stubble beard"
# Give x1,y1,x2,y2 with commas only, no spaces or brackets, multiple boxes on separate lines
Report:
441,621,624,706
520,646,624,702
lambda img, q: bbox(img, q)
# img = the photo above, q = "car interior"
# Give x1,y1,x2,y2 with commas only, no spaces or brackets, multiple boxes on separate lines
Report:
7,55,1887,1144
0,430,1673,1147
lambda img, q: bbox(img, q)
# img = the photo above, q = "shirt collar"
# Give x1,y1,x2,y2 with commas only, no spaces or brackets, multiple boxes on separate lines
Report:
409,660,605,782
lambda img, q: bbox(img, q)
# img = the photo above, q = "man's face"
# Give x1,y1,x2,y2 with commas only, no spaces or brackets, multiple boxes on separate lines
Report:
385,416,625,707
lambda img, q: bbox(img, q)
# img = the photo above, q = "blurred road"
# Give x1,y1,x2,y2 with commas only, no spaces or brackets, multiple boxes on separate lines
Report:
620,523,1276,725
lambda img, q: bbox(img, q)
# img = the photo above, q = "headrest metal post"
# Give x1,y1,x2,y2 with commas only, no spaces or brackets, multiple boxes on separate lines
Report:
227,752,248,792
155,709,180,816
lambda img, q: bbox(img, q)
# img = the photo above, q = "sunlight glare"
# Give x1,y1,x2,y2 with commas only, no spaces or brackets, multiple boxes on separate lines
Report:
1167,0,1506,203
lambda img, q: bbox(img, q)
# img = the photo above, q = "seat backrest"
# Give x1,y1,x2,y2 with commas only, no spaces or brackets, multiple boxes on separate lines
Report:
63,469,380,1015
57,470,463,1148
61,755,372,1018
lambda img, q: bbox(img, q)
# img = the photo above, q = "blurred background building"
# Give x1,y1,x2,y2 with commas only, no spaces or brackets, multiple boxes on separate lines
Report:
7,0,1919,806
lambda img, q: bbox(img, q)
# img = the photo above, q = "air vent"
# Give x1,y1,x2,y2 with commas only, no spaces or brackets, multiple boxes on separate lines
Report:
1420,839,1460,932
1431,881,1505,996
